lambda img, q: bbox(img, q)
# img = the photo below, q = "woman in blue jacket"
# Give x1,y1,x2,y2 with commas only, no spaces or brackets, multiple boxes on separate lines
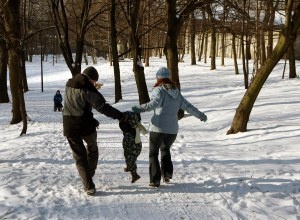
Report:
132,67,207,187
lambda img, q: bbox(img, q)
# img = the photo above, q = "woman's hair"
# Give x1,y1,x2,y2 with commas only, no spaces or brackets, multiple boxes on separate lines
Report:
153,78,178,88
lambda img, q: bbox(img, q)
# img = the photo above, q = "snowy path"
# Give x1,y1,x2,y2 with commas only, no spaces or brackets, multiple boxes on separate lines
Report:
1,57,300,219
2,116,300,219
0,120,235,220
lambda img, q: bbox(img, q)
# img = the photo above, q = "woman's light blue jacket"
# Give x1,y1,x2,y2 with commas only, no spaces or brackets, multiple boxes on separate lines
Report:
134,84,206,134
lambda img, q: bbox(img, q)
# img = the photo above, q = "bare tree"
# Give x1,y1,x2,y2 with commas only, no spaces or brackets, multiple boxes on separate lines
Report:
1,0,27,135
0,28,9,103
232,32,239,75
49,0,106,76
267,0,280,59
227,0,300,135
190,12,196,65
118,0,150,104
110,0,122,103
206,4,216,70
164,0,212,87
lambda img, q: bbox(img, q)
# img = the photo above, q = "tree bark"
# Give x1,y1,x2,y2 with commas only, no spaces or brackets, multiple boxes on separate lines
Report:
198,32,205,61
232,33,239,75
204,32,208,63
190,13,196,65
0,37,9,103
164,0,210,86
164,0,180,85
21,50,29,92
128,0,149,104
206,5,216,70
267,0,279,58
288,44,297,78
2,0,27,134
210,26,216,70
110,0,122,103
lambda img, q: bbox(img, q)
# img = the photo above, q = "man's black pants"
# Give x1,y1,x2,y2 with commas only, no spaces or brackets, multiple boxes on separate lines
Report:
67,131,98,191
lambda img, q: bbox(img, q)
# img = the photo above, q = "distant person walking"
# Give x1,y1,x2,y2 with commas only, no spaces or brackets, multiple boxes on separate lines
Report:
53,90,63,111
132,67,207,187
62,66,128,196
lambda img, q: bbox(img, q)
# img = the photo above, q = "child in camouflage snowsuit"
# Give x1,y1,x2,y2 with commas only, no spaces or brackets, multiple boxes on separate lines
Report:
119,111,147,183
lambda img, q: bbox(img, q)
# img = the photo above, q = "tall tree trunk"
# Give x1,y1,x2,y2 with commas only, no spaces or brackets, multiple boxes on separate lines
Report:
206,5,216,70
288,44,297,78
210,26,216,70
260,29,266,63
241,4,249,89
221,32,225,66
144,33,150,67
164,0,180,86
21,50,29,92
198,32,205,61
204,32,208,63
178,26,186,63
232,33,239,75
221,0,226,66
198,10,206,62
2,0,27,135
131,36,149,104
0,37,9,103
267,0,279,58
144,4,150,67
110,0,122,103
164,0,209,86
129,0,149,104
165,0,210,119
227,1,300,135
190,13,196,65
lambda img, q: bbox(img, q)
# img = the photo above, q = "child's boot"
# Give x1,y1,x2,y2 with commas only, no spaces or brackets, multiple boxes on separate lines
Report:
131,171,140,183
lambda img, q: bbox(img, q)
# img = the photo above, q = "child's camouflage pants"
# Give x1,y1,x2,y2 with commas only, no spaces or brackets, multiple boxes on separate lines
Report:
123,133,142,172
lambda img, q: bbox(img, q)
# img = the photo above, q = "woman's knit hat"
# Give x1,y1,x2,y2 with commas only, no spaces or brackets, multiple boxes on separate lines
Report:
156,67,170,79
82,66,99,81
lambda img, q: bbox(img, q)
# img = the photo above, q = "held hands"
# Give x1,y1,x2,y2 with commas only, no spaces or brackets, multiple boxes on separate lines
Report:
200,113,207,122
132,106,142,113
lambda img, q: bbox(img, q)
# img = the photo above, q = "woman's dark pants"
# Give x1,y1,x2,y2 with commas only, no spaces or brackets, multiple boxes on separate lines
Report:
149,132,177,184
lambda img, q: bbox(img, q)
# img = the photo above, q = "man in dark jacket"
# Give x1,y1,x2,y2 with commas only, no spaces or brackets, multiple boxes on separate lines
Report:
63,66,127,196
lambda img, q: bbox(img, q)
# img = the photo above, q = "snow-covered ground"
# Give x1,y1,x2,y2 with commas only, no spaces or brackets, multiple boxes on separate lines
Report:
0,55,300,220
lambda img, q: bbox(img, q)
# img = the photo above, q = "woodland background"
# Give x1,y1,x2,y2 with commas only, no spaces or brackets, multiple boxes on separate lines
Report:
0,0,300,136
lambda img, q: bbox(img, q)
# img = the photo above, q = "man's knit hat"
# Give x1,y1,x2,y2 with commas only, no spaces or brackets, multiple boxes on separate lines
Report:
156,67,170,79
82,66,99,81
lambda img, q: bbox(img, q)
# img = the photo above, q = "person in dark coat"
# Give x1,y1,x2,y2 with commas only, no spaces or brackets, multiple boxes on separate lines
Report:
53,90,63,111
63,66,128,196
